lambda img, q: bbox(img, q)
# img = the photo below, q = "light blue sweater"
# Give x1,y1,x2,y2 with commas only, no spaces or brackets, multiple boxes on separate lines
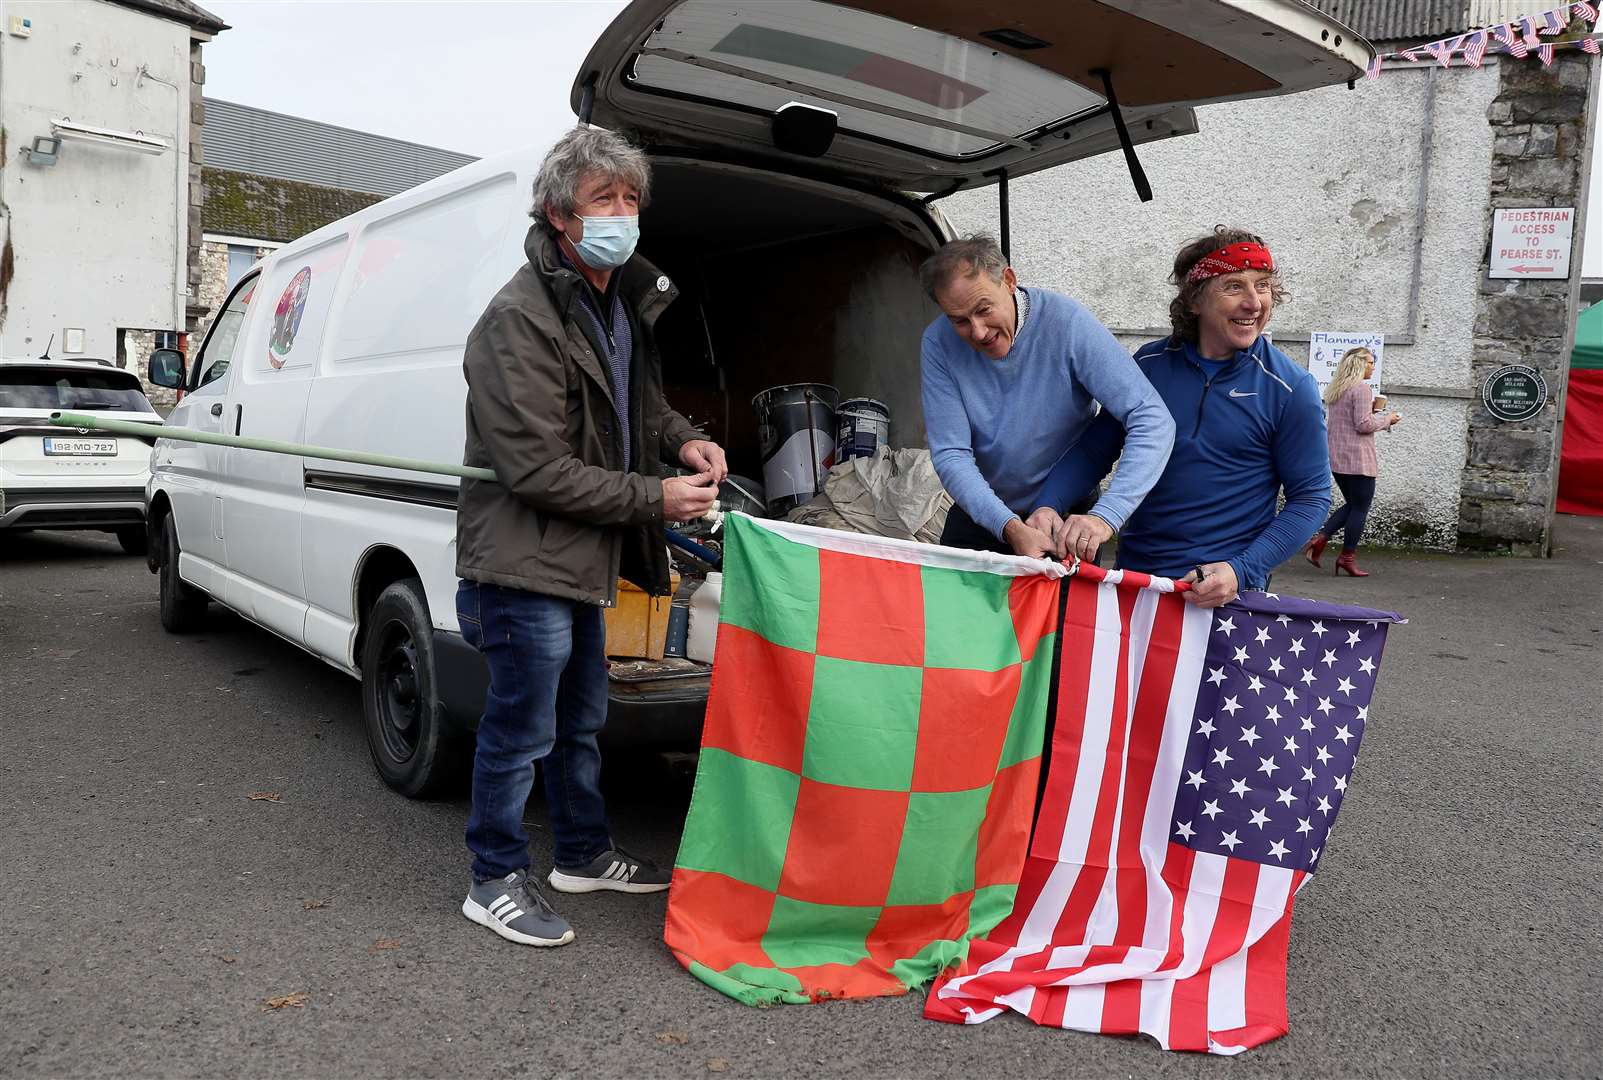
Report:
920,288,1175,540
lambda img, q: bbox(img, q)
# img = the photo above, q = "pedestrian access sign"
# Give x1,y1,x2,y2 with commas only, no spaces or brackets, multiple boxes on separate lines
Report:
1489,207,1574,279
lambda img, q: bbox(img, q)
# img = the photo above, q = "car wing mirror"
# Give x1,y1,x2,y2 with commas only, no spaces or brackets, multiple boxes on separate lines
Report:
148,348,186,389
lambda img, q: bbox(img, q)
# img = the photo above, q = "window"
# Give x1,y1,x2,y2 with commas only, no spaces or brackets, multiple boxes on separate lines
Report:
0,366,157,413
193,277,257,392
226,245,258,292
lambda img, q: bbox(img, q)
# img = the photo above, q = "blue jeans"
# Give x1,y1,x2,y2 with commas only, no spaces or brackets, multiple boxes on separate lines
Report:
457,581,612,880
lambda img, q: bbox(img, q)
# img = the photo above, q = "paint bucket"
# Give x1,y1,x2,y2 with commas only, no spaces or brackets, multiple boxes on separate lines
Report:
752,383,837,516
835,398,890,462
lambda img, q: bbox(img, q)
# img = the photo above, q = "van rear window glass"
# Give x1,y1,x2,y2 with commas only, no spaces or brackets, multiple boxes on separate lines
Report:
0,367,156,412
628,0,1105,158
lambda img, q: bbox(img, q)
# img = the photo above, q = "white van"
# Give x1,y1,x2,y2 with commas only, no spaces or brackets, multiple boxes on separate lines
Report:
144,0,1368,797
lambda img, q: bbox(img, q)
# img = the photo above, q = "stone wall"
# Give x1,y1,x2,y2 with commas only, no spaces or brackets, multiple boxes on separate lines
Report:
185,40,207,334
1459,51,1600,554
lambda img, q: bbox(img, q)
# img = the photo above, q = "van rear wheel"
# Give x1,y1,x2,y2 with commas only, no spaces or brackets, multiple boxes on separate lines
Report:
158,515,208,632
360,578,463,798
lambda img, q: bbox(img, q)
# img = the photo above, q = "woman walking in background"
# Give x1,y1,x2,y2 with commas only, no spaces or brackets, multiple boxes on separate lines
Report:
1305,347,1401,576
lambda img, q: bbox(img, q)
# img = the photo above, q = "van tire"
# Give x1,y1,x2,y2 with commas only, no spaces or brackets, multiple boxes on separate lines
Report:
159,515,209,632
360,578,462,798
117,525,148,556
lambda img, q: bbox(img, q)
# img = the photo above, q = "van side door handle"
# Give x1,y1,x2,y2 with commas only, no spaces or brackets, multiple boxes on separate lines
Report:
233,405,242,436
210,402,223,417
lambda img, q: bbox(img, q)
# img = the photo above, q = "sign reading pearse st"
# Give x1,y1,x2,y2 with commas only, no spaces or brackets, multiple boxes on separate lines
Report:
1489,207,1573,279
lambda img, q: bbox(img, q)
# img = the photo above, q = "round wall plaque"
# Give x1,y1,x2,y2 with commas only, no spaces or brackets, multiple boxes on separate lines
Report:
1481,365,1548,423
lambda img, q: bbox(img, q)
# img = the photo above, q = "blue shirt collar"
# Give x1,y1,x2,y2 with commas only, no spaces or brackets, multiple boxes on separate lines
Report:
1180,336,1269,371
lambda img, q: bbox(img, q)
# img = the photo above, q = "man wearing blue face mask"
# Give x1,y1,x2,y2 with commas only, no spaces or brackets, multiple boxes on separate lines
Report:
455,126,728,948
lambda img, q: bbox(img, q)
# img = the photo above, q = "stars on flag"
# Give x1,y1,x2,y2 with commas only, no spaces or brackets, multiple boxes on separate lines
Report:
1171,598,1385,871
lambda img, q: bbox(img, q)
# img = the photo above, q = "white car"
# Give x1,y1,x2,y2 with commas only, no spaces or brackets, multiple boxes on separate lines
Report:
0,357,159,554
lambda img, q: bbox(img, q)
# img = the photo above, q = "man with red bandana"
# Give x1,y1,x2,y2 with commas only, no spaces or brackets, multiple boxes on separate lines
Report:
1031,228,1330,607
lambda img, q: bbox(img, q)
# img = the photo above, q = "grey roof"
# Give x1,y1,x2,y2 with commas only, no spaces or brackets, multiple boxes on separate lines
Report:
1307,0,1468,42
106,0,228,33
201,99,479,199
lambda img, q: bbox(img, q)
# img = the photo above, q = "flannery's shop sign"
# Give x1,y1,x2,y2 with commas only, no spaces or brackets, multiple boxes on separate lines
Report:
1489,208,1574,279
1482,364,1548,422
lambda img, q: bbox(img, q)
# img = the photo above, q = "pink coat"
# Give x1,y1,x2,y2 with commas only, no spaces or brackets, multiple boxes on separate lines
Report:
1326,383,1389,476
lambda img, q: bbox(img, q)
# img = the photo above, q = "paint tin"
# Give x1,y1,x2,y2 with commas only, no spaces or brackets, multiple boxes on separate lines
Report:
752,383,838,516
835,398,890,461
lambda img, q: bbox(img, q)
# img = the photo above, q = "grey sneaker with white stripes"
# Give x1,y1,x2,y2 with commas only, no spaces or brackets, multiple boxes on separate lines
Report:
548,845,671,894
462,870,575,947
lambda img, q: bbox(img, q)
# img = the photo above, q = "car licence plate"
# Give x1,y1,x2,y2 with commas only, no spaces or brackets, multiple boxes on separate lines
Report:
42,437,117,457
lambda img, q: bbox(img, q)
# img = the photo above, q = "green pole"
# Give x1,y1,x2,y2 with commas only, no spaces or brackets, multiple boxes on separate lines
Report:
49,410,498,483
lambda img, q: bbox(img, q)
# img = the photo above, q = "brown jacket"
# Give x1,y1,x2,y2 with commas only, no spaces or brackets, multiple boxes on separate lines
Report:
455,226,702,604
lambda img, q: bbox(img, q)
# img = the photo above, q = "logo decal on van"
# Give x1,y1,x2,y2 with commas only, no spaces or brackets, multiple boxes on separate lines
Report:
268,266,313,369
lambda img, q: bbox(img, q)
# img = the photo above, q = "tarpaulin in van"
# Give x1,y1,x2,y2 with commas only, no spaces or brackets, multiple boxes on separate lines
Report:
664,514,1063,1004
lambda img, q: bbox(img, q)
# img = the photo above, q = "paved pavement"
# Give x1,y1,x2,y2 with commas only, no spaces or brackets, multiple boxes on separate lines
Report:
2,521,1599,1079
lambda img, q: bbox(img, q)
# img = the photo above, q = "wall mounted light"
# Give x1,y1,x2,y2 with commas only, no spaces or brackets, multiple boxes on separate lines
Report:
25,135,60,166
49,118,168,154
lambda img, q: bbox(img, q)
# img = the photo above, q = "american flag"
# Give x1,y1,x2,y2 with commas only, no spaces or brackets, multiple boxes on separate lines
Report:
1539,41,1557,63
1425,35,1459,65
1365,54,1383,79
1583,35,1601,53
1541,5,1569,31
1465,30,1490,66
927,568,1402,1055
1492,22,1529,56
1576,3,1599,25
1522,14,1543,45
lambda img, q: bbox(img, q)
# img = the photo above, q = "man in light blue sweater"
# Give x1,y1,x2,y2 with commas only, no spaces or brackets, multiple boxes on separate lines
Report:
919,234,1174,559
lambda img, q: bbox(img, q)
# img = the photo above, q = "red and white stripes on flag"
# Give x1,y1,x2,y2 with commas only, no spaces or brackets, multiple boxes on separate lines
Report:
1365,55,1383,79
1583,35,1601,53
1576,3,1599,25
1539,42,1557,63
1424,36,1459,65
926,570,1306,1054
1465,30,1490,67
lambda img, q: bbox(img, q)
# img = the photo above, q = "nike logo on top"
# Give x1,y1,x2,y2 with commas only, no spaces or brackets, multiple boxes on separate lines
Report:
1228,389,1258,398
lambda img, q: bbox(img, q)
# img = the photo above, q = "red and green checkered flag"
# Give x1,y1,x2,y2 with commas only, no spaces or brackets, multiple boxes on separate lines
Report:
664,514,1065,1005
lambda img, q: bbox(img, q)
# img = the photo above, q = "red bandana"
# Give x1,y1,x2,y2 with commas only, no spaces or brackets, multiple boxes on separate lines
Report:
1185,241,1275,284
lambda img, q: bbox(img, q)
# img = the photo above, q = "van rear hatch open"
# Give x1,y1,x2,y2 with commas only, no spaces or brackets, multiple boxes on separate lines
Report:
574,0,1371,193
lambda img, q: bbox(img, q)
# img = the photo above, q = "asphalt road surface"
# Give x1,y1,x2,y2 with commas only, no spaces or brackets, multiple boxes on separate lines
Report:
2,520,1599,1079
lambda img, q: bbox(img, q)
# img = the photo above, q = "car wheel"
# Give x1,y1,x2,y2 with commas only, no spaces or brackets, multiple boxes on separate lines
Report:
360,578,463,798
158,515,208,633
117,525,148,556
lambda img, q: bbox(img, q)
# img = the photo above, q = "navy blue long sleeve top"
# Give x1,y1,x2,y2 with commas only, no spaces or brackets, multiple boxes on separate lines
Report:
1037,336,1331,590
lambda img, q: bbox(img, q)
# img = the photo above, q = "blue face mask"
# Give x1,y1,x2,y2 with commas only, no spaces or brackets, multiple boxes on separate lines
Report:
569,214,639,270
